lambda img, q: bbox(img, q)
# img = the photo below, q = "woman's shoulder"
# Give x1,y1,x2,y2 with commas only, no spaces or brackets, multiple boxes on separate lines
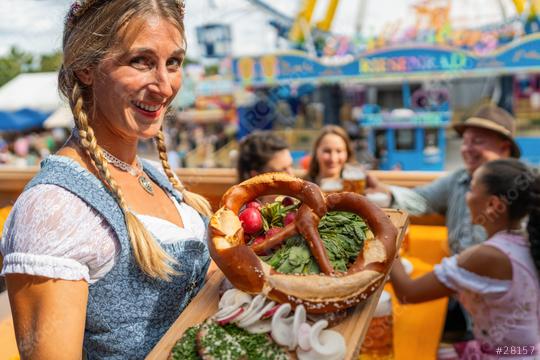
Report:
7,183,102,235
1,183,118,283
16,183,83,209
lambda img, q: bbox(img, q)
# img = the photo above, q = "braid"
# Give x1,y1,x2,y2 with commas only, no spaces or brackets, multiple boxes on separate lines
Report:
71,84,178,280
527,171,540,275
155,129,212,217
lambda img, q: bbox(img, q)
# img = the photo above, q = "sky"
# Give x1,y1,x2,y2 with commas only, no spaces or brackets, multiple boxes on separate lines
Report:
0,0,519,58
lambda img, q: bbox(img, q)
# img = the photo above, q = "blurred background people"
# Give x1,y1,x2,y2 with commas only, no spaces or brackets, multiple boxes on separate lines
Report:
367,104,519,254
390,158,540,359
305,125,355,184
236,130,293,182
367,104,520,342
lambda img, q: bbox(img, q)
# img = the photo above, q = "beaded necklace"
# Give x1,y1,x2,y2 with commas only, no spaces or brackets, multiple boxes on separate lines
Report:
101,148,154,196
72,130,154,195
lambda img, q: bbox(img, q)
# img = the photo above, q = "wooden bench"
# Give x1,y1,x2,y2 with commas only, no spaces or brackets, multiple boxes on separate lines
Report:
0,167,446,225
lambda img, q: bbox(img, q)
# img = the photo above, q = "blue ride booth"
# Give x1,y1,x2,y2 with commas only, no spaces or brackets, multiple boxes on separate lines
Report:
231,34,540,170
358,84,451,171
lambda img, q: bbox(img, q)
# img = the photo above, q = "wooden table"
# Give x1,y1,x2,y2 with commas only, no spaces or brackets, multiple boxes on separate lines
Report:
146,209,409,360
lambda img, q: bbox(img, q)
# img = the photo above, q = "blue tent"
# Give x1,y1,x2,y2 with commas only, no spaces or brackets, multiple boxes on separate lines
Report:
0,72,61,132
0,108,52,132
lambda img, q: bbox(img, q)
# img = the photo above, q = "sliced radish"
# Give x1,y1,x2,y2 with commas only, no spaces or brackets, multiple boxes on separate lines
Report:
218,289,251,311
234,295,265,323
290,305,306,350
297,323,312,351
215,305,240,320
244,319,272,334
215,289,252,320
218,289,238,309
261,304,281,319
238,300,275,328
296,320,346,360
271,304,295,348
216,307,244,325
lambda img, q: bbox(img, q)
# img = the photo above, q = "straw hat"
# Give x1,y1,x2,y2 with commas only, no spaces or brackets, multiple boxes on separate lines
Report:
453,104,521,158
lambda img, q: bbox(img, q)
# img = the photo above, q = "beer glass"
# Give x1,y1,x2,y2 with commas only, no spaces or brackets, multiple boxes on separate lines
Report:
320,177,343,194
342,163,367,194
360,290,394,359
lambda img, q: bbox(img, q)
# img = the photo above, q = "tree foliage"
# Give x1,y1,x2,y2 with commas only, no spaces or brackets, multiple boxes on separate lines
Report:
0,47,63,87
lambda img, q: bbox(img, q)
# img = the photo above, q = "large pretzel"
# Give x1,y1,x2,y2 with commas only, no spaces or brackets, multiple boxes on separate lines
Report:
209,173,398,314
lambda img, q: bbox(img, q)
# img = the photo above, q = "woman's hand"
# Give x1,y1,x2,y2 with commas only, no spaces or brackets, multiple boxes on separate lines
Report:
6,274,88,360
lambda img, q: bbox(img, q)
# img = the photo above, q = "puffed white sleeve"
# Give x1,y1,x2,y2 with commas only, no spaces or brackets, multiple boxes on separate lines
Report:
433,255,511,294
0,184,119,283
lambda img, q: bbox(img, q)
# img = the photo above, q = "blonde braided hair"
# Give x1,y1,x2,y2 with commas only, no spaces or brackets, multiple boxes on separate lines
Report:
59,0,198,280
70,83,178,280
155,129,212,217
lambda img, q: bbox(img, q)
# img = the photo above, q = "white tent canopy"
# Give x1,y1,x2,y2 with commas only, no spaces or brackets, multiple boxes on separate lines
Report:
0,72,66,112
44,105,74,129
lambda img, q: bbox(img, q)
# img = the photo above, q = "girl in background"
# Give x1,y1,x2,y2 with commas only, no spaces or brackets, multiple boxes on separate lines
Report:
390,158,540,359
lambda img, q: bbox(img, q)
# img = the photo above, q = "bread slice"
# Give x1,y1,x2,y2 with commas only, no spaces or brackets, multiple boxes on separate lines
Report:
169,325,200,360
196,319,247,360
222,324,291,360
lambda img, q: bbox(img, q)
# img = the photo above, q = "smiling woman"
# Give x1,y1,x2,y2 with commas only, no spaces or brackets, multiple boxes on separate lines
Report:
306,125,355,185
0,1,214,359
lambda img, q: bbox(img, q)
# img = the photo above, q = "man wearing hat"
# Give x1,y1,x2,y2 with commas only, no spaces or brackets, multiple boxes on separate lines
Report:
366,104,520,254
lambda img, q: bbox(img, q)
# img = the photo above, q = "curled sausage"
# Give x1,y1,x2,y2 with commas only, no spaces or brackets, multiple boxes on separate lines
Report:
250,223,297,255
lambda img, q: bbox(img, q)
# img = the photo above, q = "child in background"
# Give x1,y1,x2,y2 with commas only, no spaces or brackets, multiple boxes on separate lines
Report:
390,158,540,359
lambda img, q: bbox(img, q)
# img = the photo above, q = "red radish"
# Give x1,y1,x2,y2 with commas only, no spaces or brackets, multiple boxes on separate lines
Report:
239,207,263,234
217,307,244,325
283,211,296,226
261,304,281,319
252,236,265,246
265,227,282,239
281,197,295,207
246,201,262,210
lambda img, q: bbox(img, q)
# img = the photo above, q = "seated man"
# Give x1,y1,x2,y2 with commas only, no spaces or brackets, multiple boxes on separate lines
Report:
367,104,521,254
236,131,294,182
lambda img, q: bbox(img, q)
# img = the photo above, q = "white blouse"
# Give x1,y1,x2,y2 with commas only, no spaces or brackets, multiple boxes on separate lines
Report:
434,255,511,294
1,183,206,284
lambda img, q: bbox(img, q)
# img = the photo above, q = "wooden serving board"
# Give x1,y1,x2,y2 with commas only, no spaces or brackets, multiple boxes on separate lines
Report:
147,209,409,360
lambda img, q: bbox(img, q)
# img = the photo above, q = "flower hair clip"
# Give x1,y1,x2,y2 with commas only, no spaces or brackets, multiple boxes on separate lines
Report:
66,1,83,28
176,0,185,21
65,0,100,29
66,0,185,29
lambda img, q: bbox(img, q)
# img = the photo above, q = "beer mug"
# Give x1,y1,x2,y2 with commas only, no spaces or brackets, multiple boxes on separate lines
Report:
342,163,366,194
360,290,394,359
320,177,343,194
